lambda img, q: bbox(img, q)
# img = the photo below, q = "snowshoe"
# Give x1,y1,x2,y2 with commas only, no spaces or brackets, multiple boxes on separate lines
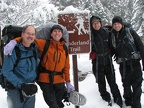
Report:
69,91,86,106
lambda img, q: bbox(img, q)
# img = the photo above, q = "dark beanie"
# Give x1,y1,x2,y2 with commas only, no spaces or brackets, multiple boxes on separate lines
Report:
50,25,63,33
90,16,102,25
112,16,123,25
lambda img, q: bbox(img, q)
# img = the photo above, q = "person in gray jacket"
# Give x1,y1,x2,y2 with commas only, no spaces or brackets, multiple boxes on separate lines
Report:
2,25,38,108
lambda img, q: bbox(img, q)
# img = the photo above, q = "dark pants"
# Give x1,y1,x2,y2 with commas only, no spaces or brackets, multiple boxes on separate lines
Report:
38,82,65,108
92,59,122,104
119,59,143,108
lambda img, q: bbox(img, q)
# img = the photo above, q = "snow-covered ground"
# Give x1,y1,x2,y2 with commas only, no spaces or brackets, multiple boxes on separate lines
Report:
0,54,144,108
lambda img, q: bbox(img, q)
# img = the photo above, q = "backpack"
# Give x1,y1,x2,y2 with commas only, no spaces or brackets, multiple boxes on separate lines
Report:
0,25,37,90
2,25,23,46
0,25,23,88
103,24,112,32
1,25,23,63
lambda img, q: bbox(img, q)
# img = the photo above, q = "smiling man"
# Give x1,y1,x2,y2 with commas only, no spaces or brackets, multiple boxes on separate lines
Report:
111,16,144,108
2,25,38,108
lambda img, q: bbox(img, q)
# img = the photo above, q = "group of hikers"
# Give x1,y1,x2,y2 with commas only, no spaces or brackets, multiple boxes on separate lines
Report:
0,15,143,108
90,15,144,108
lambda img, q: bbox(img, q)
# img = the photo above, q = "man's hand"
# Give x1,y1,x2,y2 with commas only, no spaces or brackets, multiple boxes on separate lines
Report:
21,83,38,97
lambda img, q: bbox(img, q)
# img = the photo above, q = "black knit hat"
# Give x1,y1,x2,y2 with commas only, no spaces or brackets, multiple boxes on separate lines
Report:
50,25,63,33
112,16,123,25
90,16,102,25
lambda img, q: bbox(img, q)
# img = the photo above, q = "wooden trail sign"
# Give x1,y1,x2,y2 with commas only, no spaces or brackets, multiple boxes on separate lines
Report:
58,13,90,54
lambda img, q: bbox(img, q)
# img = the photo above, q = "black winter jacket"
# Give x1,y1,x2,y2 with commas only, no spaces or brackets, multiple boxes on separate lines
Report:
110,26,144,65
91,28,110,53
91,27,111,65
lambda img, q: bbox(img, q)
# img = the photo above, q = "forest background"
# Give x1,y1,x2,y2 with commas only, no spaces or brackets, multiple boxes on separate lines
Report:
0,0,144,36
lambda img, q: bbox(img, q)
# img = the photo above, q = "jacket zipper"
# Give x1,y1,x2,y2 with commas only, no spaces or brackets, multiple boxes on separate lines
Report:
53,43,58,71
44,55,48,67
98,34,106,65
58,53,61,63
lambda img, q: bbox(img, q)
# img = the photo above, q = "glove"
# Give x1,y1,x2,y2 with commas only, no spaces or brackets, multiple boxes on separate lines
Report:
21,83,38,97
90,51,97,60
66,82,75,93
4,40,17,55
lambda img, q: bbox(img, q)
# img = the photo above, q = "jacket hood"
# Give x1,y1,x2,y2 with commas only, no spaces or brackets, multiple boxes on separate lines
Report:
90,15,102,32
90,16,102,25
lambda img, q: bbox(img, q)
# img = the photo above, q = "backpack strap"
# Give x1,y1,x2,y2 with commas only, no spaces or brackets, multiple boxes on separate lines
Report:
14,45,37,69
40,40,50,63
63,44,68,58
125,27,134,43
14,46,21,68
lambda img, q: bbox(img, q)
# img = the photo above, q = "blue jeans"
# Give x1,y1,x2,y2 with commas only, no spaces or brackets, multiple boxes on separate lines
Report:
7,89,35,108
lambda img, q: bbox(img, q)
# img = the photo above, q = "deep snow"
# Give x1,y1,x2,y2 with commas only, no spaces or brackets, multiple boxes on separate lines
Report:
0,54,144,108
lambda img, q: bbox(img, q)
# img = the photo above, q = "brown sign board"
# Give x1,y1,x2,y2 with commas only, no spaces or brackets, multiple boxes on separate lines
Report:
58,13,90,54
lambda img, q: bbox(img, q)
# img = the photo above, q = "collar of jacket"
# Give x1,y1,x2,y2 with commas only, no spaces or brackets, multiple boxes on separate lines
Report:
17,42,37,51
91,27,103,34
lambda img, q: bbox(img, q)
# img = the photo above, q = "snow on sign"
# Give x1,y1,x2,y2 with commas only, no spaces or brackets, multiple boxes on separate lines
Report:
58,13,90,54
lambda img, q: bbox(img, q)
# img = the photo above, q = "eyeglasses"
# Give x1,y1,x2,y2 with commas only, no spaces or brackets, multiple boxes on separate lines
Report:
24,32,35,36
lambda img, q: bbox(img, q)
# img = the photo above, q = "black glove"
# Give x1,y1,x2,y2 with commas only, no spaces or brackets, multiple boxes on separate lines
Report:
21,83,38,97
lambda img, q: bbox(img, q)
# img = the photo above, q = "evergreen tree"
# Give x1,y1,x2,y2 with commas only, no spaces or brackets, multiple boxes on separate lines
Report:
0,0,39,28
0,0,143,34
131,0,144,34
31,4,59,27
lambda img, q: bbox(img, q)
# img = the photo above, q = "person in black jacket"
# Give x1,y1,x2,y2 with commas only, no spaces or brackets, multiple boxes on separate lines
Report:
90,16,122,107
111,16,144,108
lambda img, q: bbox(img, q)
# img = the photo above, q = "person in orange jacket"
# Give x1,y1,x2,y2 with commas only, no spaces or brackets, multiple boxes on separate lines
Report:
4,25,75,108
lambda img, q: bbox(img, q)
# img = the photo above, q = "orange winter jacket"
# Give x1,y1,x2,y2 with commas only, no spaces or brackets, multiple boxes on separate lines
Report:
14,37,70,84
35,39,70,84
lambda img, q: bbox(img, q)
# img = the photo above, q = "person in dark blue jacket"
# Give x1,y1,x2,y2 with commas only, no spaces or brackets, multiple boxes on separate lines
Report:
111,16,144,108
2,25,38,108
90,15,122,107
